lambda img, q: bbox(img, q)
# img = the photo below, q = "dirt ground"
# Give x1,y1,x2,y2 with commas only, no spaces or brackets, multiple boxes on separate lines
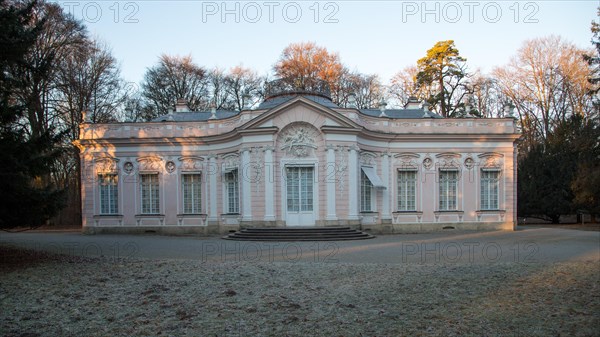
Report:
1,244,598,337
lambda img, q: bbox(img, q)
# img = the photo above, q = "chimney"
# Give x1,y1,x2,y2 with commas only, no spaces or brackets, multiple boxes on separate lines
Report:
502,104,512,118
347,93,357,108
82,110,92,123
507,106,516,118
378,97,387,117
405,96,421,109
209,103,217,120
175,98,189,112
242,93,252,110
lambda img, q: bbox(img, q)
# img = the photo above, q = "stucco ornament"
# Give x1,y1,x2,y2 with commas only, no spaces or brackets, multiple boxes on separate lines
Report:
123,161,134,174
165,161,176,173
95,157,119,174
280,125,317,157
464,157,475,170
395,153,420,169
360,152,376,166
483,157,500,168
137,157,163,171
422,157,433,170
179,156,204,171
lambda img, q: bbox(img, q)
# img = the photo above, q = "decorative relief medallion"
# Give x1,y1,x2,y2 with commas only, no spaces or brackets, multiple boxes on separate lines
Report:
423,157,433,170
279,124,318,157
123,161,134,174
165,161,176,173
464,157,475,170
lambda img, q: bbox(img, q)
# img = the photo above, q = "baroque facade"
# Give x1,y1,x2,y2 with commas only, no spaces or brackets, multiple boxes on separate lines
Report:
75,83,520,234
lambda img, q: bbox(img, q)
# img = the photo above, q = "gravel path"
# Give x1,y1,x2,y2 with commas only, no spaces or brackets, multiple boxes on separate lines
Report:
1,246,598,337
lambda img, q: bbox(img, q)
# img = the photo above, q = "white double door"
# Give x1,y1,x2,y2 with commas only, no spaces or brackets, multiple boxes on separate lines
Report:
285,166,315,226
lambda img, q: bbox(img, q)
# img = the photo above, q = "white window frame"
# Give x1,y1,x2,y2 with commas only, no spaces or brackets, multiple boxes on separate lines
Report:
224,169,239,214
480,169,500,210
140,173,160,214
182,173,202,214
438,169,459,211
98,173,118,214
397,170,417,212
360,169,373,212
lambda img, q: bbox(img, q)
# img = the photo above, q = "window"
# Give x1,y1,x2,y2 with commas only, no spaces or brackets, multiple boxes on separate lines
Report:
397,170,417,211
224,169,239,213
481,170,500,210
182,174,202,214
360,170,373,212
286,167,314,212
439,170,458,211
98,173,118,214
140,174,159,214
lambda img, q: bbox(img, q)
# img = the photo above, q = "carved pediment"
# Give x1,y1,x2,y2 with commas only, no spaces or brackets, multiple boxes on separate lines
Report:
95,156,119,174
137,156,163,172
478,152,504,168
360,151,378,166
395,153,420,169
435,152,461,169
279,123,318,158
221,153,240,172
178,156,204,171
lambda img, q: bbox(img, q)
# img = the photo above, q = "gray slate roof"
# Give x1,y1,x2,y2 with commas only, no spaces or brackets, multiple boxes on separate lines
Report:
359,108,443,119
152,95,443,122
153,110,239,122
257,94,340,109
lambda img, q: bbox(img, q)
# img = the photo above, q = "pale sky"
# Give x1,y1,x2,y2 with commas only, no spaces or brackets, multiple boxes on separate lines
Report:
55,0,599,86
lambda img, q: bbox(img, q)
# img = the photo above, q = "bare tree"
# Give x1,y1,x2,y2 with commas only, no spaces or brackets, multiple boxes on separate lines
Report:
388,65,432,108
225,65,264,111
467,71,506,118
207,67,232,110
54,39,124,139
494,35,594,148
338,72,385,109
141,54,209,117
10,1,87,138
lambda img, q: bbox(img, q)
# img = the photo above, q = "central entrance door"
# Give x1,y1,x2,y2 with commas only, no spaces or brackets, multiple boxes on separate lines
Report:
285,166,315,226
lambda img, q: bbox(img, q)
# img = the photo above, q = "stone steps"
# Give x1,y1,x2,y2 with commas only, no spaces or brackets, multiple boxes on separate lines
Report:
223,226,375,241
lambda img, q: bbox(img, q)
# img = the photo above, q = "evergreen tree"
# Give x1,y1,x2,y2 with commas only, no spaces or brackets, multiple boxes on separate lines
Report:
0,0,65,229
416,40,468,117
518,115,599,223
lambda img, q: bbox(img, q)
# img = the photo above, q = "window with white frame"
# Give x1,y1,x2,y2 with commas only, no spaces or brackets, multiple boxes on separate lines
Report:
98,173,118,214
439,170,458,211
224,169,239,213
360,170,373,212
140,173,160,214
480,170,500,210
397,170,417,211
182,173,202,214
